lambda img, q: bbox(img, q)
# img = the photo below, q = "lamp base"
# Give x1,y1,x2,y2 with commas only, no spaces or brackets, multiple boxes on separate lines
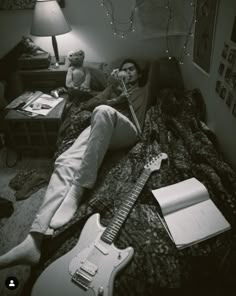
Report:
52,56,66,66
58,56,66,65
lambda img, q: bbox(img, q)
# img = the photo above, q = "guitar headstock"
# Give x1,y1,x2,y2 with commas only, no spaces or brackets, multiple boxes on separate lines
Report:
144,153,168,173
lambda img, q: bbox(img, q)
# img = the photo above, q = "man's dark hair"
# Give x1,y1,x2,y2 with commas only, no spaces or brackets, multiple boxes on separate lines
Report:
119,59,146,86
119,59,142,74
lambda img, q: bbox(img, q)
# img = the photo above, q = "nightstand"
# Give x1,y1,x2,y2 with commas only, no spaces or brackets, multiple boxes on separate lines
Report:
16,62,68,92
4,97,67,157
5,61,69,156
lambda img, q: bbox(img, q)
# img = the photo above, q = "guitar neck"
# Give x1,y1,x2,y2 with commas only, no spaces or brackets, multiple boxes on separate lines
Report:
101,169,151,244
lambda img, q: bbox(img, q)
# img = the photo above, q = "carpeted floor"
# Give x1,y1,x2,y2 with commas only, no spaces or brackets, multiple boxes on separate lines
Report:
0,149,52,296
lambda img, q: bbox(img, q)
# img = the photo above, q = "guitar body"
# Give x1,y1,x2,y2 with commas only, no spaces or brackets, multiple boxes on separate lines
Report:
32,213,134,296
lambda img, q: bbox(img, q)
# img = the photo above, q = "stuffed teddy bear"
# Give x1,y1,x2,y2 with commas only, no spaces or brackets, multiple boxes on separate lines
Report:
66,50,91,93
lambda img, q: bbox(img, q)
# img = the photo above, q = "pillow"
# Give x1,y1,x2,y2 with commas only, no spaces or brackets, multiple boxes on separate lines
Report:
157,57,184,90
147,57,184,106
86,67,107,91
84,62,108,91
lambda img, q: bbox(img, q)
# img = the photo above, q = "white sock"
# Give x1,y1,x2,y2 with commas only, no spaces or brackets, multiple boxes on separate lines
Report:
0,233,42,268
50,184,84,229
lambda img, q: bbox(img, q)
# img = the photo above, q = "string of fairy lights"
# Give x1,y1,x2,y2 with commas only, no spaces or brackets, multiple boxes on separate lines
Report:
99,0,197,65
165,0,172,60
178,1,197,64
100,0,138,38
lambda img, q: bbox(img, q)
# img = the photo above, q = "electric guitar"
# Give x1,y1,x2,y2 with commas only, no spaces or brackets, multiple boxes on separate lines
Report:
31,153,168,296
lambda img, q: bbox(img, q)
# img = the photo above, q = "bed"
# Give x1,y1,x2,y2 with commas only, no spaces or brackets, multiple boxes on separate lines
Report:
22,57,236,295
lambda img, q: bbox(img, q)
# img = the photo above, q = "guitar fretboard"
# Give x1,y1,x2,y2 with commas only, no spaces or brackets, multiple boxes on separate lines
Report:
101,169,151,244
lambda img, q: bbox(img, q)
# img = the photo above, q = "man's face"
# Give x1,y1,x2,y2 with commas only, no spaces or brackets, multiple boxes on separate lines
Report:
121,62,140,85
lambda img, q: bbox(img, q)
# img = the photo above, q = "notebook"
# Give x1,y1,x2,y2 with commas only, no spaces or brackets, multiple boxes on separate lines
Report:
152,178,231,249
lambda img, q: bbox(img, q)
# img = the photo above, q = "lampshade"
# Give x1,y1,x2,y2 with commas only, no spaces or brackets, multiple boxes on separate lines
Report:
30,0,71,36
30,0,71,67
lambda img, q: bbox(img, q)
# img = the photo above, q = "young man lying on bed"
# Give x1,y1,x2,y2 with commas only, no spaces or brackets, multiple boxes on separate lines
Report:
0,59,151,268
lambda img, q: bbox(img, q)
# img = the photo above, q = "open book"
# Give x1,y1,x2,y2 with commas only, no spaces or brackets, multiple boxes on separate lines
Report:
152,178,231,249
23,93,64,116
6,91,64,116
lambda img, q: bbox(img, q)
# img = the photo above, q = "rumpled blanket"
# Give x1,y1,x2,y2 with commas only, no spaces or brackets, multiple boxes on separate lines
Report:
23,88,236,295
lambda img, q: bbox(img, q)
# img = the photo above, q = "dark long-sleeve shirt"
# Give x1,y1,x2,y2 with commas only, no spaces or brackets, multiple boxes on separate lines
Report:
83,82,149,130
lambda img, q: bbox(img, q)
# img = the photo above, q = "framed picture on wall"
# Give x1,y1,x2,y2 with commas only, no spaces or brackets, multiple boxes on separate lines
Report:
221,42,229,59
219,86,227,100
193,0,219,75
226,91,234,108
231,16,236,43
215,80,222,93
227,48,236,65
0,0,65,10
218,62,225,76
232,103,236,117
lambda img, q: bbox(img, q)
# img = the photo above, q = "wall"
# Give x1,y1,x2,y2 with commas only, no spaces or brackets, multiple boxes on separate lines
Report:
180,0,236,170
0,0,185,63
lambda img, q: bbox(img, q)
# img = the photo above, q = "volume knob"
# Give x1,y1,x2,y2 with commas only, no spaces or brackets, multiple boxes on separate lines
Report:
98,286,104,296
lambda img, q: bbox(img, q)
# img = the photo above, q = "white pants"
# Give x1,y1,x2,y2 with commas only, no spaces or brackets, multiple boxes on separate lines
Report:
30,105,138,234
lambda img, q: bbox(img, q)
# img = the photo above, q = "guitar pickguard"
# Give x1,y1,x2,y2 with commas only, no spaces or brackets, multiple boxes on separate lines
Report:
69,215,133,295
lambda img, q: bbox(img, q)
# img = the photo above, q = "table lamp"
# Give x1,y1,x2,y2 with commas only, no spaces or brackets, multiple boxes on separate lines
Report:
30,0,71,68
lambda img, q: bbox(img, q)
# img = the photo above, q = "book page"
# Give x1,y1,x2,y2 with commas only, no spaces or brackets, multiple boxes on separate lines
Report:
165,199,231,249
23,94,64,116
5,91,43,109
152,178,209,215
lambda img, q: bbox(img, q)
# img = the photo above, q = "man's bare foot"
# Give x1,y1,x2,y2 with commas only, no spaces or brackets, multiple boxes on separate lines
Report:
50,184,84,229
0,233,42,268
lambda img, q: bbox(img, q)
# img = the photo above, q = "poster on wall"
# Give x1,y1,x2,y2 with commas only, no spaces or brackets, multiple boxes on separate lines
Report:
0,0,65,10
231,16,236,43
193,0,219,75
215,41,236,116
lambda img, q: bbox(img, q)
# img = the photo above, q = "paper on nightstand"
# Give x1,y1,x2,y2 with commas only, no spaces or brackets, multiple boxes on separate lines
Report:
23,94,64,116
5,91,43,109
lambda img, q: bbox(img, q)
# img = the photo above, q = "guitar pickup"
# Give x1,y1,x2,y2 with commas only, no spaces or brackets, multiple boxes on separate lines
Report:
72,270,92,290
95,242,108,255
81,260,98,276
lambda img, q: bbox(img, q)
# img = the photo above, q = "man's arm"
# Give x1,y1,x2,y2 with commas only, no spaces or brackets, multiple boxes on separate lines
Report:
107,88,132,106
107,95,126,107
65,67,74,88
80,86,112,111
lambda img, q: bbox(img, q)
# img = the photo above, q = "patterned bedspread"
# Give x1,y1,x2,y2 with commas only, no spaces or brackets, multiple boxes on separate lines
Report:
23,89,236,295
